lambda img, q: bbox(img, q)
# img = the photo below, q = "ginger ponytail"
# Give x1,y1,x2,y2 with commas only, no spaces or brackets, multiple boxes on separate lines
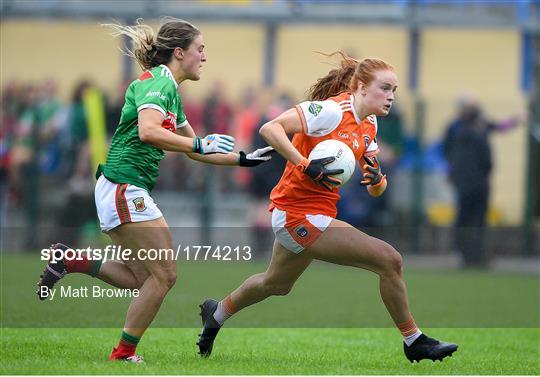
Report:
307,51,395,101
307,51,358,101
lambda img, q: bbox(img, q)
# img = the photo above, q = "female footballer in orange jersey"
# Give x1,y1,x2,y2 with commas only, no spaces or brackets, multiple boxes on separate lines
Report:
197,53,458,363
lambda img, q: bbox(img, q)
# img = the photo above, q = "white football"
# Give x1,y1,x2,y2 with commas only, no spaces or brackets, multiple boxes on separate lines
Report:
308,139,356,187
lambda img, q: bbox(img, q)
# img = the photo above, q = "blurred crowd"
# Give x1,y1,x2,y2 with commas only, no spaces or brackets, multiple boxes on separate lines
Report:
1,78,523,265
0,78,405,246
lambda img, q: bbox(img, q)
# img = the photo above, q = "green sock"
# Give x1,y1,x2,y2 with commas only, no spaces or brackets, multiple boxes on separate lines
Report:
121,330,140,347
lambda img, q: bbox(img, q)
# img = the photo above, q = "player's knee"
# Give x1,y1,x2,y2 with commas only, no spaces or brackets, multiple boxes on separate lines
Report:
134,272,149,289
133,277,145,290
387,250,403,276
163,269,177,290
154,267,177,292
380,243,403,276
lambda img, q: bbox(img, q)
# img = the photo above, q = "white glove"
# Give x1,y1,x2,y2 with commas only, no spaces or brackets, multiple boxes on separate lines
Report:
193,134,235,154
239,146,275,167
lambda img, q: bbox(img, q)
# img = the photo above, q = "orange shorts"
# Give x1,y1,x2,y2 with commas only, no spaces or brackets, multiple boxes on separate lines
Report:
271,208,333,253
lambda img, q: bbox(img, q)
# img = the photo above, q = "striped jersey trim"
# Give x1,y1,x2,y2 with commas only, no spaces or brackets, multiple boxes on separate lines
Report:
159,64,178,88
349,95,365,125
295,105,308,134
176,119,189,129
137,103,166,116
339,100,353,114
115,184,132,224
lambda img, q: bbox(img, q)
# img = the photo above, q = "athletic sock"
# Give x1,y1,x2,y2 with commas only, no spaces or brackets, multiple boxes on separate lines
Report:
213,295,236,325
109,330,140,360
397,318,423,346
64,252,102,277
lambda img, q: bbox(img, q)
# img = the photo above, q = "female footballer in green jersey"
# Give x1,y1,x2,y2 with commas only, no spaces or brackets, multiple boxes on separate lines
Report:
36,18,273,363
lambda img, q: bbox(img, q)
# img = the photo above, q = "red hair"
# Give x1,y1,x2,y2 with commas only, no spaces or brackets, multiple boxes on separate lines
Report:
307,51,394,101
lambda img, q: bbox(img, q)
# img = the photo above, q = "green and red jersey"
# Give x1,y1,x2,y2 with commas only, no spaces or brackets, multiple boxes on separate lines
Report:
97,64,187,192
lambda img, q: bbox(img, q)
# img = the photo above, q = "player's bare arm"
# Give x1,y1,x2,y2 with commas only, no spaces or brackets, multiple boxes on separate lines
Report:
138,108,199,153
259,108,304,165
139,108,234,154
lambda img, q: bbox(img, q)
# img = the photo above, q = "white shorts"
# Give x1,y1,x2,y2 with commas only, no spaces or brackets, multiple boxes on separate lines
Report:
271,208,333,254
94,175,163,232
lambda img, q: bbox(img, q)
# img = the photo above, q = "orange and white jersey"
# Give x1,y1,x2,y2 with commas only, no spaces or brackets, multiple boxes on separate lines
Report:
270,92,379,218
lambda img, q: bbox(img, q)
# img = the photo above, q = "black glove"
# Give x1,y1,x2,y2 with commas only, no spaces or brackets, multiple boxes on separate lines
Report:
239,146,275,167
298,157,344,190
360,156,385,186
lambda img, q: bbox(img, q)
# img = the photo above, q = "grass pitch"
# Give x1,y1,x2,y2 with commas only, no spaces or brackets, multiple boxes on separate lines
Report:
1,328,539,374
1,253,539,374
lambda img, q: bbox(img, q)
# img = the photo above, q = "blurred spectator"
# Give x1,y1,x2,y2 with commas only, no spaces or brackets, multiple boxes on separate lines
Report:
1,79,65,247
1,81,22,213
105,80,131,138
202,81,233,135
377,102,405,159
14,84,44,247
180,89,204,134
10,84,39,191
202,82,234,191
445,94,520,141
54,143,97,246
52,80,100,246
37,79,64,175
65,80,92,170
249,92,292,198
442,95,518,267
247,92,291,255
234,86,262,152
233,86,263,188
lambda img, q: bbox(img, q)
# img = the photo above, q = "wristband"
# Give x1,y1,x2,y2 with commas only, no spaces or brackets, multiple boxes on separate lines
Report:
193,137,202,154
367,175,387,197
296,158,310,173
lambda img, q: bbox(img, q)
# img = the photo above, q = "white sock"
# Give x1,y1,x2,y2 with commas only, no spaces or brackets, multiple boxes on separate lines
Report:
404,329,423,346
212,301,231,326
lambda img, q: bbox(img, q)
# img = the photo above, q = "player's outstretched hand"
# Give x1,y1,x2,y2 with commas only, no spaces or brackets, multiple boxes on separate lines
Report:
298,157,343,191
239,146,275,167
194,134,235,154
360,155,385,186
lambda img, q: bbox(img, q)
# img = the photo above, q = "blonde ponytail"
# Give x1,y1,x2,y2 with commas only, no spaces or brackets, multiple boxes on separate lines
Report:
103,18,200,71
